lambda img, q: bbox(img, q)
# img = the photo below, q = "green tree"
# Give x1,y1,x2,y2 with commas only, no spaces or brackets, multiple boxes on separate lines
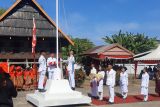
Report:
0,8,6,16
62,37,95,63
102,30,158,54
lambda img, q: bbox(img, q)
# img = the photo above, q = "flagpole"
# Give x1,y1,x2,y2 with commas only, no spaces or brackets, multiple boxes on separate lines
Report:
56,0,59,67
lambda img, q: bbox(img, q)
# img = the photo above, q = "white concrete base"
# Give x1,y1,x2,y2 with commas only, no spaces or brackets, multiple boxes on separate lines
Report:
26,79,91,107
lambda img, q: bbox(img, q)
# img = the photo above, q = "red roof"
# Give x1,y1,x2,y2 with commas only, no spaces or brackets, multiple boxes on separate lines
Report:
83,43,134,60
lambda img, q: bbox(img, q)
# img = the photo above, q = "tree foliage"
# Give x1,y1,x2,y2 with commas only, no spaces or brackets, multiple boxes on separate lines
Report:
102,30,158,54
62,37,95,62
0,8,6,16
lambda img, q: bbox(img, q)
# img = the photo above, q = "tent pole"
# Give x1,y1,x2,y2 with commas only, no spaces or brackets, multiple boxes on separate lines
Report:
134,61,138,79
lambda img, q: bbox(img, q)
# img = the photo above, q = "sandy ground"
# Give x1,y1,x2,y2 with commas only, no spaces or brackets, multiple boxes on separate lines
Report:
13,79,160,107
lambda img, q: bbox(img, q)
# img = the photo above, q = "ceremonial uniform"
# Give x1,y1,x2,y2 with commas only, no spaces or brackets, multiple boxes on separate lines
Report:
67,55,75,88
91,77,98,98
119,71,128,99
38,55,46,90
47,57,56,80
97,71,105,100
90,67,97,74
106,69,116,103
141,72,149,101
67,55,75,89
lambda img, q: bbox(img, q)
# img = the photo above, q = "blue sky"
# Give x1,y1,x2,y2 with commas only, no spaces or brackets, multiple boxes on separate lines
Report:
0,0,160,45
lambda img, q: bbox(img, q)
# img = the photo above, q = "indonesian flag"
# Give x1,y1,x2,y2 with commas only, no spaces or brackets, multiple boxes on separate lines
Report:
32,17,36,55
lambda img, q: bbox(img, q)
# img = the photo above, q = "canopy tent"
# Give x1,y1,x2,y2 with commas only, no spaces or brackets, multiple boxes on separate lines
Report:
134,45,160,78
134,45,160,62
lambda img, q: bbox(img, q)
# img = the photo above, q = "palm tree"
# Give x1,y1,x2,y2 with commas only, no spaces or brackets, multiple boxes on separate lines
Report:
102,30,158,54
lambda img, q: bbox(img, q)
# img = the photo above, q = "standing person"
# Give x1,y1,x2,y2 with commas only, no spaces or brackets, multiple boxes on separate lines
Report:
119,66,128,99
106,64,116,104
0,69,17,107
47,53,56,80
90,64,97,74
155,64,160,96
38,51,47,92
97,66,105,100
67,51,75,90
90,74,98,98
141,67,149,102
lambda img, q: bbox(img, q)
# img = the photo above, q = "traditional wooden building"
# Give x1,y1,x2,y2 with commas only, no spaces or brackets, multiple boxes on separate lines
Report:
82,43,135,66
0,0,73,63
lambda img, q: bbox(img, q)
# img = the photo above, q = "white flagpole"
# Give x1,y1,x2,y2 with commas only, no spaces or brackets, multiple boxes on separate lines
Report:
56,0,59,67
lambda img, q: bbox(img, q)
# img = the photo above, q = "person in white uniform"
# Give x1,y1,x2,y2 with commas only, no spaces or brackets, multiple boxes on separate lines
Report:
97,66,105,100
90,74,98,98
47,53,56,80
119,66,128,99
38,51,47,92
141,67,149,102
67,51,75,90
106,64,116,104
90,64,97,74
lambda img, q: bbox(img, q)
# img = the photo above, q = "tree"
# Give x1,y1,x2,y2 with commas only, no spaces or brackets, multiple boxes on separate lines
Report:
62,37,95,62
102,30,158,54
0,8,6,16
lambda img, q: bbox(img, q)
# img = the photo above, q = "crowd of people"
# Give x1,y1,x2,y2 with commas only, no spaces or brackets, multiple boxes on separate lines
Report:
89,63,160,104
0,64,37,91
1,51,160,106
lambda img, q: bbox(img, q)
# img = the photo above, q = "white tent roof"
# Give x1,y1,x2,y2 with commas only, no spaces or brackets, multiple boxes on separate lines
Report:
134,45,160,61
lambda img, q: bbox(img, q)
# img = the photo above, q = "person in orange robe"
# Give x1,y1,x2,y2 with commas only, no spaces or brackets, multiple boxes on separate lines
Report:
9,65,16,86
23,68,32,91
15,66,24,90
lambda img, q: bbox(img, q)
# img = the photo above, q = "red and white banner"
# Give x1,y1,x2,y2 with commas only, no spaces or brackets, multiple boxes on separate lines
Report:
32,17,36,55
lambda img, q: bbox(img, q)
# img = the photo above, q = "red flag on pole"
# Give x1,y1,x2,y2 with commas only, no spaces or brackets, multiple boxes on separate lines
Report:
32,16,36,55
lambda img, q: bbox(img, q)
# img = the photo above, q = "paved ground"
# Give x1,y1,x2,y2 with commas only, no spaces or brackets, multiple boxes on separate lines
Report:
13,79,160,107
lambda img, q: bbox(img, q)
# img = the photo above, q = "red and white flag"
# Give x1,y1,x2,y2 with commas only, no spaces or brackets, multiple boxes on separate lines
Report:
32,17,36,55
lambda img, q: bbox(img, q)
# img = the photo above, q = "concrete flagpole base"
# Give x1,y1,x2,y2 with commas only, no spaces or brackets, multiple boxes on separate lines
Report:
26,79,91,107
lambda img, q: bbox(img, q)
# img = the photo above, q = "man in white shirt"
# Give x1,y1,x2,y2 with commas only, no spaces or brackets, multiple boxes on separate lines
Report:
67,51,75,90
38,51,47,92
47,53,56,80
119,67,128,99
106,64,116,104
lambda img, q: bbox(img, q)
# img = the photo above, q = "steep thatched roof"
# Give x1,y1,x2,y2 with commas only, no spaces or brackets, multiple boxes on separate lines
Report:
0,0,74,45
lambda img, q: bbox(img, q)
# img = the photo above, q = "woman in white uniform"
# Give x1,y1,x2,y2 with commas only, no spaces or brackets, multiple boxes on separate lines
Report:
90,64,97,74
141,67,149,102
90,74,98,98
119,66,128,99
97,66,105,100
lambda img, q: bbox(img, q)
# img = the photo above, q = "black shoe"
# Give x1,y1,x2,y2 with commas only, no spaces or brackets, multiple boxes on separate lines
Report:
108,102,114,104
71,87,75,90
38,89,46,92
